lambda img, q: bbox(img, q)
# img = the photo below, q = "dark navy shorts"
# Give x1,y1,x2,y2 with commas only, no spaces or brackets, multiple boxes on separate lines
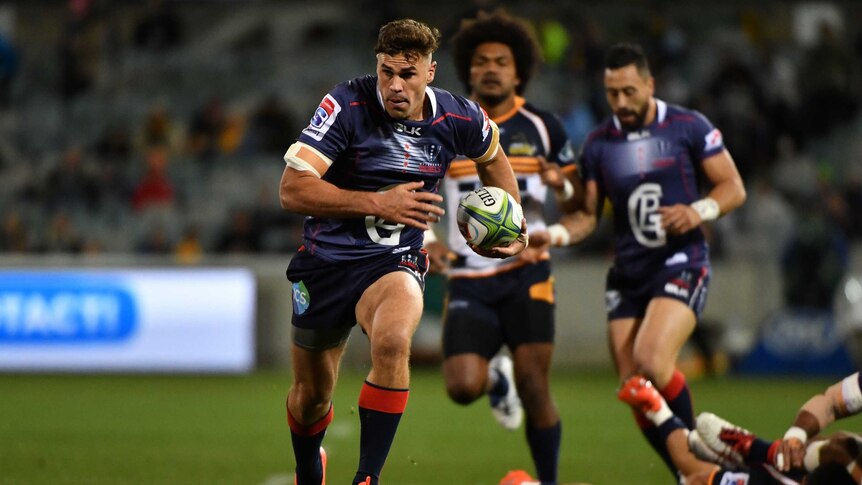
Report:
442,261,554,359
286,247,428,350
604,264,710,321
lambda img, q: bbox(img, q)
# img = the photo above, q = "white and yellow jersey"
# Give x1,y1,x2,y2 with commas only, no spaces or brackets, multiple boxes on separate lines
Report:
444,96,577,278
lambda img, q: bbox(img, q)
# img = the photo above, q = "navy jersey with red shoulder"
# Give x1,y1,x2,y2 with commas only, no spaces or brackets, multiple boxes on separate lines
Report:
291,75,497,262
579,99,726,277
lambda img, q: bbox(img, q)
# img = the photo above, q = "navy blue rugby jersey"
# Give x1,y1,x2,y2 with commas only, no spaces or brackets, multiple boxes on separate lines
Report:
444,96,577,276
290,75,498,262
579,99,726,277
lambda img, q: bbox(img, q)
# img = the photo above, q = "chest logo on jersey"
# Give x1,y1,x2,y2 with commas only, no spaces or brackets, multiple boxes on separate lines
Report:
627,182,666,248
509,133,537,156
393,122,421,136
419,144,443,172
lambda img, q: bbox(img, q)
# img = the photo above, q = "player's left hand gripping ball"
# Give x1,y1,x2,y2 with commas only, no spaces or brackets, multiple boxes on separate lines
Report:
457,186,527,258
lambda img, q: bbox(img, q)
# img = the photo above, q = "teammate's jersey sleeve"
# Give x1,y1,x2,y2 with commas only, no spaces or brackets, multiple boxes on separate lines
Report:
688,110,724,163
296,83,354,163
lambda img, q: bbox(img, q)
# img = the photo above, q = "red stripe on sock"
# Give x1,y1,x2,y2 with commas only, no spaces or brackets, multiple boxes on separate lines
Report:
358,381,409,414
287,403,333,437
660,369,686,401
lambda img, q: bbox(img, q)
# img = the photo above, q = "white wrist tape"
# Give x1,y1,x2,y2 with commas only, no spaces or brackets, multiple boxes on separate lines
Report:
547,223,571,247
554,179,575,202
784,426,808,443
841,372,862,414
690,197,719,221
423,229,438,244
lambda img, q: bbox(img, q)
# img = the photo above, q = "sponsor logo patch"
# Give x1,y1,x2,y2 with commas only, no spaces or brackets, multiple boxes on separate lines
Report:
704,128,723,151
303,94,342,141
292,281,310,315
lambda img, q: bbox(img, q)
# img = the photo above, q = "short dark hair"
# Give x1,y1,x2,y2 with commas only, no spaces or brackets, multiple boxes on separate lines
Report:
450,10,541,95
375,19,441,62
807,462,856,485
604,42,651,77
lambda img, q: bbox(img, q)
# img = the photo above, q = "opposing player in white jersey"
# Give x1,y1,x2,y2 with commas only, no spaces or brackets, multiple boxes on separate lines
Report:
425,12,582,485
279,19,526,485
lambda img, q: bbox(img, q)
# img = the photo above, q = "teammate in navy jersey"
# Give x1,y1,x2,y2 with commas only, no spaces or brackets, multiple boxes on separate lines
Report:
425,12,582,485
278,19,526,485
618,373,862,485
569,42,747,481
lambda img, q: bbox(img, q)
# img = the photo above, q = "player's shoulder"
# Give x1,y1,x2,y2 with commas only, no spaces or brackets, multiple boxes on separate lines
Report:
584,117,618,145
662,101,711,126
519,100,566,129
429,86,483,118
330,74,377,101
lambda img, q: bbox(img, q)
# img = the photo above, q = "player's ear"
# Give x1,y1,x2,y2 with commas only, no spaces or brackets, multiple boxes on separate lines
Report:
427,60,437,83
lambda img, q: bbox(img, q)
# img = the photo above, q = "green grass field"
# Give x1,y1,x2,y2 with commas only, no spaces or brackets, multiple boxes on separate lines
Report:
0,368,857,485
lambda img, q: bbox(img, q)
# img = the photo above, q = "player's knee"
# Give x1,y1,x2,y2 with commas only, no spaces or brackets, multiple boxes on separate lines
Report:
290,383,332,412
445,376,484,405
632,351,668,383
370,332,411,366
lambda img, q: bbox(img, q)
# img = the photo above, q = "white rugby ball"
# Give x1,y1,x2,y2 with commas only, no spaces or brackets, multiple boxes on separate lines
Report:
456,186,523,250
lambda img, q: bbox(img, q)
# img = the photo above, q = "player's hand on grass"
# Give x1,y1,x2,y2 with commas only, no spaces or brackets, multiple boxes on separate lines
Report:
375,181,444,230
658,204,701,235
468,218,528,259
425,241,451,274
774,437,805,471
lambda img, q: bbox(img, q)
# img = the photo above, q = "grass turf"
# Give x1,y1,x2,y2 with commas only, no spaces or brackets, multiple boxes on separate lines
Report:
0,368,855,484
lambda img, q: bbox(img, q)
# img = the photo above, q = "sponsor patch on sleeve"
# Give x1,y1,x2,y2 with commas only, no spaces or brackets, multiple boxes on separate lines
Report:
704,128,723,152
302,94,342,142
480,107,491,142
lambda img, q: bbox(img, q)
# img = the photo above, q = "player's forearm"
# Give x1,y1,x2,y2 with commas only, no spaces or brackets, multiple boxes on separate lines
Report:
476,155,521,203
559,211,597,244
280,172,382,218
704,176,746,217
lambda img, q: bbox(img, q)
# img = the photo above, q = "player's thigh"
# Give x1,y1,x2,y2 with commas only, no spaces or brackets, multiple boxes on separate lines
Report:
442,278,504,360
356,269,424,344
500,262,555,349
633,297,697,380
608,317,640,378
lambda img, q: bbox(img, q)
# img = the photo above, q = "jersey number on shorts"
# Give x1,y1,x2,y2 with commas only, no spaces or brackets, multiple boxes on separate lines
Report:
628,182,666,248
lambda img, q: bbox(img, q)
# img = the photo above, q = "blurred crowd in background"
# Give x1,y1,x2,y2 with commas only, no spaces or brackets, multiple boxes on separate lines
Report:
0,0,861,309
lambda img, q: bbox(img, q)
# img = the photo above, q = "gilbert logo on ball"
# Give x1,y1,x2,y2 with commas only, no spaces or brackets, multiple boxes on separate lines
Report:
456,186,523,250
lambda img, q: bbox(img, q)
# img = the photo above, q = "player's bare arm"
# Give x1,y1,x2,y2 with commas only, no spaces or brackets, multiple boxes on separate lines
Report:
562,179,599,244
280,143,444,230
473,147,528,258
423,227,451,274
659,149,746,235
776,377,853,471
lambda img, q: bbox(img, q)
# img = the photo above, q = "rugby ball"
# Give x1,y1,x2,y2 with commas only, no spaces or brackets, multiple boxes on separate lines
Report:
456,186,523,250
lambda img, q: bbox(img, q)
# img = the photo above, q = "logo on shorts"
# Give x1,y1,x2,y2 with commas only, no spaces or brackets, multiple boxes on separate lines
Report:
398,253,424,280
664,278,690,299
717,471,748,485
292,281,310,315
605,290,621,313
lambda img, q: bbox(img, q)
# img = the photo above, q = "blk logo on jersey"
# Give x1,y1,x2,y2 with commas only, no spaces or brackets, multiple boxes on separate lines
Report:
303,94,342,142
394,122,421,136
